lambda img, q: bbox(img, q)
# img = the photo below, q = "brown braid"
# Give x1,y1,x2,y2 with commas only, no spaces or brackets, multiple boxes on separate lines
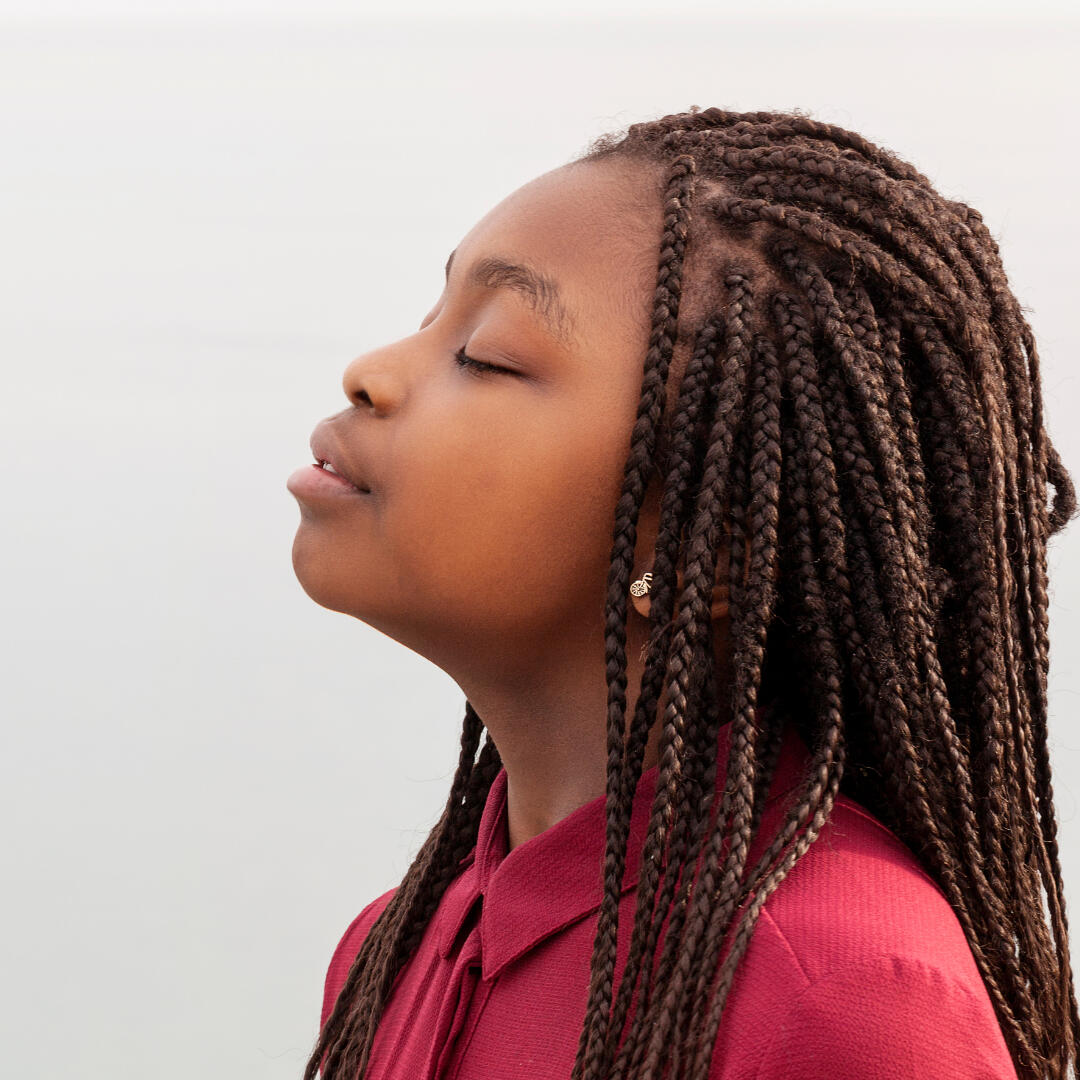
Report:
302,106,1079,1080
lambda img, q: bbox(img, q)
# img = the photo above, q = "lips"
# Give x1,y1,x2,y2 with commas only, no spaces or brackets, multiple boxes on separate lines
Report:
309,421,372,493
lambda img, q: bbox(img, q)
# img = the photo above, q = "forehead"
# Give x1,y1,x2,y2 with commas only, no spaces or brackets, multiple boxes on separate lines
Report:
449,159,663,354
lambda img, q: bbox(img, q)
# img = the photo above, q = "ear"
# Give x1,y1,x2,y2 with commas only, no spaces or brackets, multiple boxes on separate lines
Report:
630,475,742,624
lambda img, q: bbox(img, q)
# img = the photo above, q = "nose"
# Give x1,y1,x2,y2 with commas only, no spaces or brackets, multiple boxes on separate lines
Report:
341,345,407,416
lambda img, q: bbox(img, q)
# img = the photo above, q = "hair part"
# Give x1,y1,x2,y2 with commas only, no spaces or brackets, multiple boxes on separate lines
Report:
304,106,1079,1080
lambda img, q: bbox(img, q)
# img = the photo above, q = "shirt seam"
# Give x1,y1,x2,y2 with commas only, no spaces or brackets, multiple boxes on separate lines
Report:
759,907,811,988
830,799,947,897
748,953,985,1080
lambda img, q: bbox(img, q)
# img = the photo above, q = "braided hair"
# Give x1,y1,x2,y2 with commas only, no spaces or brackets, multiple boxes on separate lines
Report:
303,106,1079,1080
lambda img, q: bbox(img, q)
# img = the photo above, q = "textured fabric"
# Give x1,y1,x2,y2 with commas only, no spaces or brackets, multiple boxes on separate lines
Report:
319,712,1018,1079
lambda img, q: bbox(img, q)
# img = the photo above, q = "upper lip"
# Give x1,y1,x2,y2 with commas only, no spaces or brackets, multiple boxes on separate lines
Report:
309,420,372,492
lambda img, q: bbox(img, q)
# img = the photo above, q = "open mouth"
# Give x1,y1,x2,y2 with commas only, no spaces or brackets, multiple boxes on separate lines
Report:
316,460,370,493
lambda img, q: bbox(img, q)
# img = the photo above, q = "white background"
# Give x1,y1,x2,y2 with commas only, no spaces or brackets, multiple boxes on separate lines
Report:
3,4,1079,1078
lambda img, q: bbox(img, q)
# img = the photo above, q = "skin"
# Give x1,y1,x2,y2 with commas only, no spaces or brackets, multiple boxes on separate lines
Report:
288,156,734,852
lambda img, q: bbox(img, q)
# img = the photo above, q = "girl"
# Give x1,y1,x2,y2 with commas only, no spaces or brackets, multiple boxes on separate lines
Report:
286,106,1078,1079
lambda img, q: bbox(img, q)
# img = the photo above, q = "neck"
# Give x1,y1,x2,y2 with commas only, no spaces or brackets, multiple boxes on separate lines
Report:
453,610,726,853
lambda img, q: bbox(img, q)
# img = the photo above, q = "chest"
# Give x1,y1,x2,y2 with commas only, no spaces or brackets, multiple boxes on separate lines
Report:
362,894,602,1079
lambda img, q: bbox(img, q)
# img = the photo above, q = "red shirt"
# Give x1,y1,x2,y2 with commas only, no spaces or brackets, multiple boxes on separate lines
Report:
320,716,1018,1078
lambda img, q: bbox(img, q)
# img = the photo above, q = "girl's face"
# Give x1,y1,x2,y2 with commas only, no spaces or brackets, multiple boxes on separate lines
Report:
288,156,677,682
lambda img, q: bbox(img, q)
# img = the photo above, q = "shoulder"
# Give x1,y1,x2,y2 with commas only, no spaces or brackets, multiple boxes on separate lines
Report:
760,792,982,982
320,886,399,1031
743,951,1017,1079
708,794,1017,1078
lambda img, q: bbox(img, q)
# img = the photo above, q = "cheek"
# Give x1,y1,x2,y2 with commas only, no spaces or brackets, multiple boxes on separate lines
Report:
387,413,625,629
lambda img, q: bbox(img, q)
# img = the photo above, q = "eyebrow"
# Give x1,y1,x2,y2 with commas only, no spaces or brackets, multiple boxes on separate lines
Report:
444,248,578,348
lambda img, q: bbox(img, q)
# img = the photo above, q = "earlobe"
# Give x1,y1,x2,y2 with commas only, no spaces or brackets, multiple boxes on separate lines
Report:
628,565,730,621
629,569,653,618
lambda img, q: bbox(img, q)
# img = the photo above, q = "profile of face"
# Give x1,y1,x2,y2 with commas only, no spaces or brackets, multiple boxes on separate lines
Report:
287,156,732,687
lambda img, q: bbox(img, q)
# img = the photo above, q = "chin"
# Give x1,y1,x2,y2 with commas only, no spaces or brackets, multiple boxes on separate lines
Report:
290,532,355,614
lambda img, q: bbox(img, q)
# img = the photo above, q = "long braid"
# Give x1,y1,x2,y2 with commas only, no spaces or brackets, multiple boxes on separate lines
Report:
571,153,697,1080
600,308,729,1070
621,271,762,1080
671,304,785,1080
302,703,501,1080
685,345,849,1080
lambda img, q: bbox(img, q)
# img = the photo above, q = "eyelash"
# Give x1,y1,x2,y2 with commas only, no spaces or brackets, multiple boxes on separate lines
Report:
453,346,516,378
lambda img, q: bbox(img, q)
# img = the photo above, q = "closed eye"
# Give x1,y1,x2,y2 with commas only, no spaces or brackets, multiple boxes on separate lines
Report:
453,346,519,378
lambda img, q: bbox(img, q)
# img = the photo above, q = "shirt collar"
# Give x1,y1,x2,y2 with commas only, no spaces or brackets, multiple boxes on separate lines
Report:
436,705,810,982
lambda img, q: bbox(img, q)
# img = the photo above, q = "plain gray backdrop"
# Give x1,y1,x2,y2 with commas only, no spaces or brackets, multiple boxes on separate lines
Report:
3,6,1079,1078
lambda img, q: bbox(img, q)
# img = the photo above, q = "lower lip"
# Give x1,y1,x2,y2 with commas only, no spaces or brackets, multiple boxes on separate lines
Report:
287,463,371,500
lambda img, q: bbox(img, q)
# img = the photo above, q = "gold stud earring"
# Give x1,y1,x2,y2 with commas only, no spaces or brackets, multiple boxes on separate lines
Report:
629,571,653,597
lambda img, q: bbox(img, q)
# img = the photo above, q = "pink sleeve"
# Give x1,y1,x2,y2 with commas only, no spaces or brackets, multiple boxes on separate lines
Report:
748,955,1018,1079
319,887,399,1032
